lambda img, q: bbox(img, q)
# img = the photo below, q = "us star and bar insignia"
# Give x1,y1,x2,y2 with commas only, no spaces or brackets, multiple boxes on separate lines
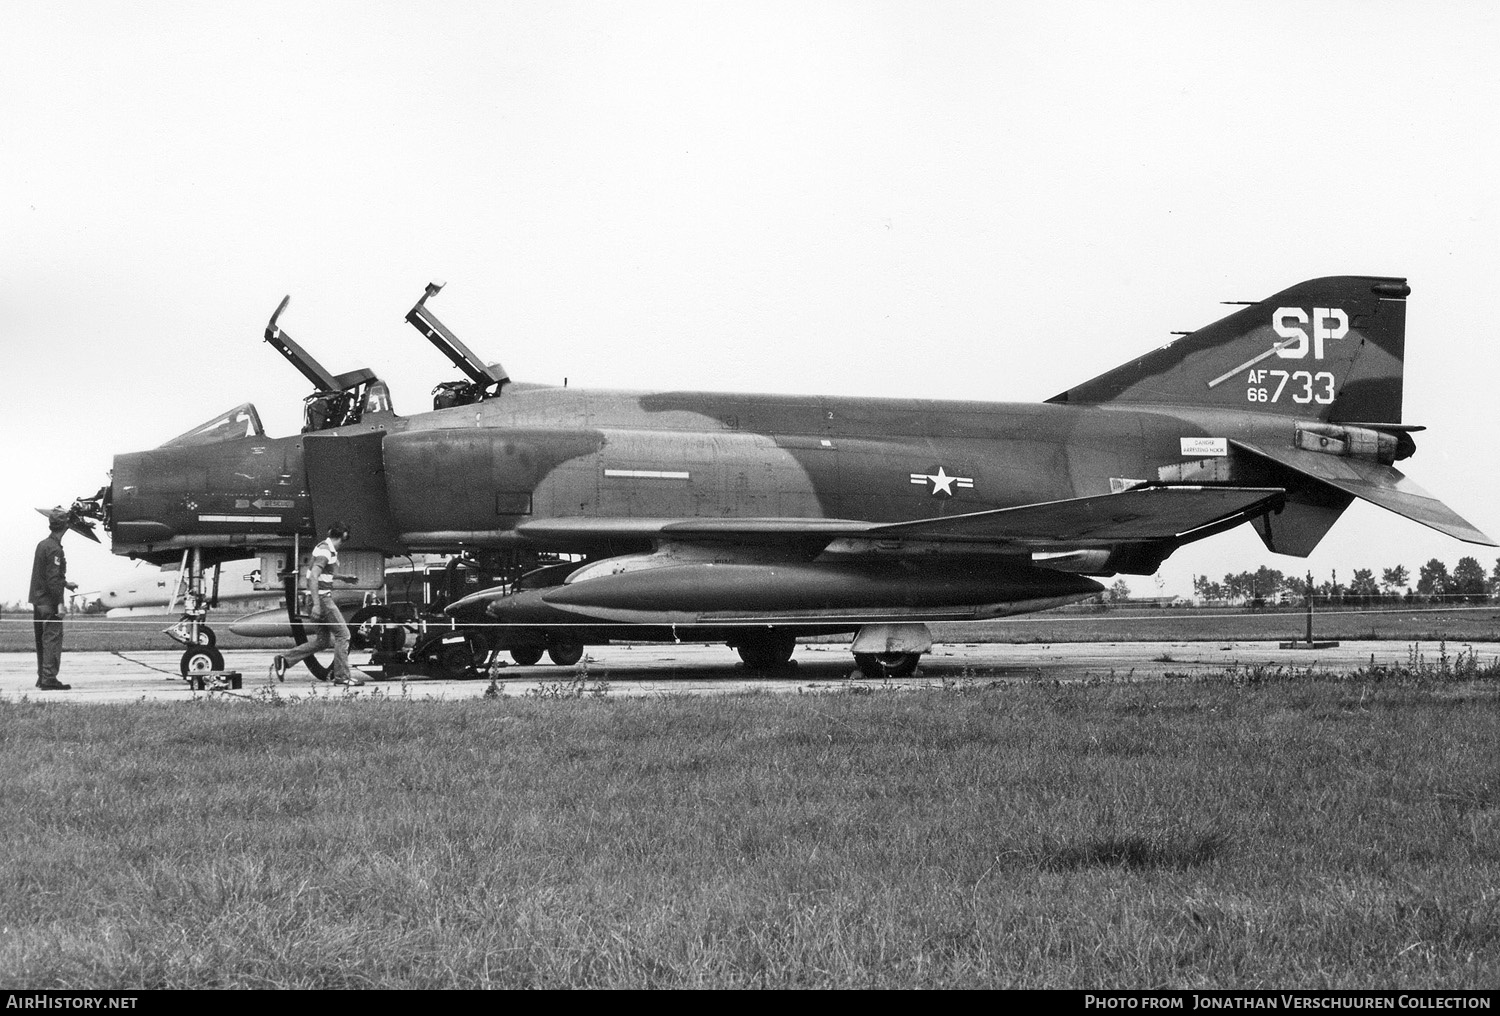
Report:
909,466,974,497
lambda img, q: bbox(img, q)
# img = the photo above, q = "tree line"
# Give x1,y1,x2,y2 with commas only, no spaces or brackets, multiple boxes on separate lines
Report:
1190,556,1500,607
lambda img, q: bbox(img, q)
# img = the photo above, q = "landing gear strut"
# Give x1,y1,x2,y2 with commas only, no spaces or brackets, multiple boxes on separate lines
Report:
166,548,224,676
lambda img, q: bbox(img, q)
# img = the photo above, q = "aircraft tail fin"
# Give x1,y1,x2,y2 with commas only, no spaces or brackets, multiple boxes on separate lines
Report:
1049,276,1410,424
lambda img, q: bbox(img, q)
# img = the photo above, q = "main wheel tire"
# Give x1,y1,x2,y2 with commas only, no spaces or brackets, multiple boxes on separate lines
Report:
509,646,544,666
181,646,224,677
853,651,921,678
736,631,797,670
547,642,584,666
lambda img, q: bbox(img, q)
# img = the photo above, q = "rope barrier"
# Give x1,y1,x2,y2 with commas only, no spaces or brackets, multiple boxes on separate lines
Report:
108,651,189,677
0,603,1496,630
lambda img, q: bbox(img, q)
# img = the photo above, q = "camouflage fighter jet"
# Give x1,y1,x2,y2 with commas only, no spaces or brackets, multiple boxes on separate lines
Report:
65,276,1493,677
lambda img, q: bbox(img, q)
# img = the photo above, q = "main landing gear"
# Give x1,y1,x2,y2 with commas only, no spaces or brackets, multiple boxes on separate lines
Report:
732,630,798,671
850,622,931,679
852,652,921,678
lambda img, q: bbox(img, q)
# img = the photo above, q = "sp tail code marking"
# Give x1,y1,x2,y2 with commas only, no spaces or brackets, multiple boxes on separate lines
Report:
1206,307,1348,390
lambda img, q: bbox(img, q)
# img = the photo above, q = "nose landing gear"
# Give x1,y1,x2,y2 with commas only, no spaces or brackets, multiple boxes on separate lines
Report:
164,548,225,676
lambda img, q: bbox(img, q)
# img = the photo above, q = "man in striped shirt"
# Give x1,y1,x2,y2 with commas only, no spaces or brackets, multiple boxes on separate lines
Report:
274,522,362,685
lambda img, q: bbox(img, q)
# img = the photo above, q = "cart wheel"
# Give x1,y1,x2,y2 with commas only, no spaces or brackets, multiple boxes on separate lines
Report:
438,641,477,679
547,642,584,667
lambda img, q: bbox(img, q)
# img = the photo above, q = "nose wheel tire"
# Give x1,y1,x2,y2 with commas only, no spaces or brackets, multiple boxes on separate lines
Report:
181,646,225,677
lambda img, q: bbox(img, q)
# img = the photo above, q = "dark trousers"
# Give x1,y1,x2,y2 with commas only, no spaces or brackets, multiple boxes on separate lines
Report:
33,606,63,683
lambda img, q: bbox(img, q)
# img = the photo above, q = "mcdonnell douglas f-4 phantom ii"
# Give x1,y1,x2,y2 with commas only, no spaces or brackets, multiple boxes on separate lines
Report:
61,276,1494,678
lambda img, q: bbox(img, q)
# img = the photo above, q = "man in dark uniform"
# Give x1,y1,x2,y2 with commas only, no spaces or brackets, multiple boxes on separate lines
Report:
30,508,79,690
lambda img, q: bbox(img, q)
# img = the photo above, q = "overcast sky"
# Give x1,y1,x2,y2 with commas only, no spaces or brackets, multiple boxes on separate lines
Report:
4,1,1498,606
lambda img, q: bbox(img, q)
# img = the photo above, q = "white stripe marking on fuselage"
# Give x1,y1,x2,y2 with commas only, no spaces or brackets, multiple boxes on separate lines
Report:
604,469,691,480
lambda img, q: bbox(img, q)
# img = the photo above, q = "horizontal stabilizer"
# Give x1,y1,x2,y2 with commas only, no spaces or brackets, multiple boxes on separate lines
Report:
1232,441,1496,546
871,486,1285,545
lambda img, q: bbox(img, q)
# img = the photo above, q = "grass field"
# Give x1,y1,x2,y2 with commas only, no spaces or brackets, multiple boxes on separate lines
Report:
2,604,1499,655
3,667,1498,988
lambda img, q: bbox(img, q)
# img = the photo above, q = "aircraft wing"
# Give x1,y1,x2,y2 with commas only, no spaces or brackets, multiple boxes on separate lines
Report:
515,486,1284,551
1231,440,1496,546
869,486,1286,546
